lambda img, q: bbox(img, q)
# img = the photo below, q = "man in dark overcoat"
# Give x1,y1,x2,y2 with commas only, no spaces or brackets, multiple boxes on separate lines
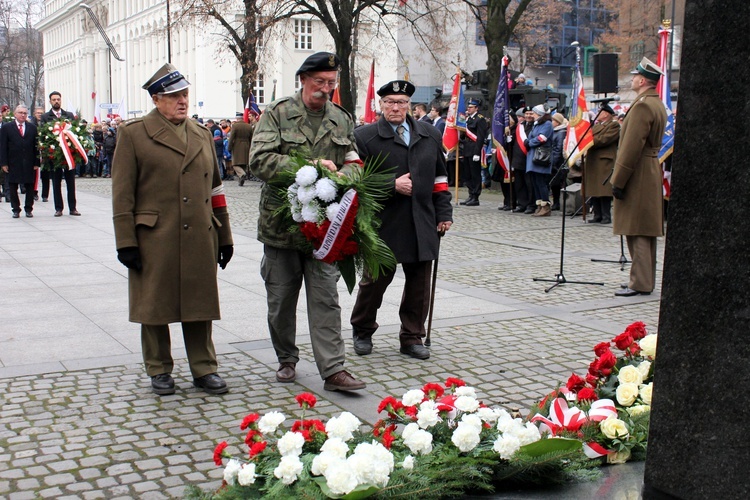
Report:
112,63,234,395
227,116,253,185
460,98,489,206
350,80,453,360
0,105,39,218
583,104,620,224
41,91,79,215
611,57,667,297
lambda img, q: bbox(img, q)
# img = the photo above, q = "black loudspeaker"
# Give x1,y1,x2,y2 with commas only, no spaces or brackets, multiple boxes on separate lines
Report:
593,53,619,94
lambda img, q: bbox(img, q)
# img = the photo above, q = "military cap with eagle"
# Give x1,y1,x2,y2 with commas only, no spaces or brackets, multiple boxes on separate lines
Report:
377,80,415,98
143,63,190,96
630,57,664,82
296,52,341,76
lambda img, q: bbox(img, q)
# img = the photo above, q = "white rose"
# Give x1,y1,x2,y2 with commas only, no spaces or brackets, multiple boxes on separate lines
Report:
454,386,477,399
451,423,481,452
454,396,480,413
617,365,644,385
273,455,304,485
616,383,640,407
600,416,630,440
640,334,658,358
223,459,242,485
607,448,632,464
295,165,318,186
626,405,651,417
637,360,652,380
402,455,414,470
639,382,653,405
257,411,286,434
277,431,305,457
493,434,521,460
237,463,257,486
402,389,426,407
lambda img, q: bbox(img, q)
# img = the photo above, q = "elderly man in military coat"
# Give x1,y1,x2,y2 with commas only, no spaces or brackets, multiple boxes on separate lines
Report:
249,52,366,392
227,116,254,185
112,64,234,395
583,104,620,224
611,57,667,297
350,80,453,360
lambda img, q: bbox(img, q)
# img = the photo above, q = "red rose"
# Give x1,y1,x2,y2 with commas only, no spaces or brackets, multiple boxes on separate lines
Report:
445,377,467,389
593,342,611,356
585,374,599,387
625,321,648,340
612,332,635,351
213,441,228,466
566,373,586,392
240,413,260,430
295,392,317,409
598,349,617,369
422,383,445,399
629,342,642,356
249,441,267,457
577,388,598,401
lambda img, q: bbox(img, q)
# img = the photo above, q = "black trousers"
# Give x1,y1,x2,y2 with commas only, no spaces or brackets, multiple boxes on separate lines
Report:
52,168,77,212
465,158,483,199
36,169,51,199
9,182,34,213
513,168,531,209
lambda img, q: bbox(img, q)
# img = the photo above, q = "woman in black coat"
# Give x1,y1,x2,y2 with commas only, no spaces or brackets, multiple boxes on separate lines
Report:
549,113,568,211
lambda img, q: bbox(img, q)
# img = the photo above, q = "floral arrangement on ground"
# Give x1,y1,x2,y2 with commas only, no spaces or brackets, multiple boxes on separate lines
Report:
37,114,93,171
187,322,656,499
267,152,397,293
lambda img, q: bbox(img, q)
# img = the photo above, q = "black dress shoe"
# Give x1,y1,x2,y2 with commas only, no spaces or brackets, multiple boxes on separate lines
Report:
151,373,176,395
524,207,536,214
25,212,33,218
400,344,430,360
615,287,651,297
193,373,228,394
275,362,296,383
513,206,525,213
590,217,602,223
503,205,512,211
459,197,474,205
550,203,560,211
42,198,48,202
601,217,611,224
12,212,20,218
464,199,480,206
353,333,373,355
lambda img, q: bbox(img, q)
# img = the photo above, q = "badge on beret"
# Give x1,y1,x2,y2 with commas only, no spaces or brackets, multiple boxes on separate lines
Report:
329,54,336,67
392,82,401,93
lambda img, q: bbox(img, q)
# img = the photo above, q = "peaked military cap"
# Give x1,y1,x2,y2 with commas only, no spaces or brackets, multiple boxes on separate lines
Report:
467,98,481,107
377,80,415,98
630,57,664,82
599,104,616,115
143,63,190,96
296,52,341,76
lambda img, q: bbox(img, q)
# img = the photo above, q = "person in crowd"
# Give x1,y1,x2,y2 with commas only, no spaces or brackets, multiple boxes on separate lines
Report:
207,119,226,179
412,103,431,122
0,105,39,218
350,80,453,361
524,104,554,216
102,127,117,178
549,112,569,211
584,104,620,224
227,115,254,186
41,91,79,216
248,51,366,392
511,107,533,213
611,57,667,297
460,98,488,206
112,63,234,395
429,105,446,134
90,123,104,177
493,113,515,211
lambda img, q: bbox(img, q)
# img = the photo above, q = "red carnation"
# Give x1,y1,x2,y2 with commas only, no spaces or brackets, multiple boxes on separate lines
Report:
372,419,385,437
240,413,260,430
593,342,611,356
612,331,635,351
625,321,648,340
445,377,466,389
577,388,598,401
566,373,586,392
381,425,396,449
295,392,317,409
377,396,400,414
244,429,262,445
213,441,228,466
249,441,267,457
422,383,445,399
404,405,418,420
342,239,359,256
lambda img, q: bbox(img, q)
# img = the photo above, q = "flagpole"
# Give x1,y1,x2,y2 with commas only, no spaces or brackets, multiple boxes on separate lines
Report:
455,55,461,205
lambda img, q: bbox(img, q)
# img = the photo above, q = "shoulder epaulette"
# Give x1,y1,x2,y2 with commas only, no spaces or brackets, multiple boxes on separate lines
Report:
266,97,291,111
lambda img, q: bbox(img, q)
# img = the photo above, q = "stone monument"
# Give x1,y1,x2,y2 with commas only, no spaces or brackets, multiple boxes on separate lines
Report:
644,1,750,498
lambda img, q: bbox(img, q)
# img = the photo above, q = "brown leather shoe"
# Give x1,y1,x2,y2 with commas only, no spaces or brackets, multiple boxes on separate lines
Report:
54,211,62,217
275,362,296,383
324,370,366,391
69,210,81,216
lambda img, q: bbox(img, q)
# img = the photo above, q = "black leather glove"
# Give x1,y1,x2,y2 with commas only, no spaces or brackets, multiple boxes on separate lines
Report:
612,186,625,200
523,139,530,149
218,245,233,270
117,247,142,271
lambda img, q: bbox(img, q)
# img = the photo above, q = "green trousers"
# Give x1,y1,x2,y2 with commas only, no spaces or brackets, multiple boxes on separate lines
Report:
141,321,218,378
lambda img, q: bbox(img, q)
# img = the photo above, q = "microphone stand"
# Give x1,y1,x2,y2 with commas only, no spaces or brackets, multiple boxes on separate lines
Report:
533,106,606,293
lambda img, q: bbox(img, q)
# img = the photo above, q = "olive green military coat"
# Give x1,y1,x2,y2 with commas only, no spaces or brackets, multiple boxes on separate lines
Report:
583,118,620,197
611,89,667,237
227,120,253,166
248,92,358,249
112,109,233,325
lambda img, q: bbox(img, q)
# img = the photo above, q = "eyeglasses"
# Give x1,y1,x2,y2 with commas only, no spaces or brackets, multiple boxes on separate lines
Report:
382,99,410,108
310,77,338,89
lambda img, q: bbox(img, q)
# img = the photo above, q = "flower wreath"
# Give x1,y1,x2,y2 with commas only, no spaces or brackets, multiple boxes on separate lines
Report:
37,114,93,171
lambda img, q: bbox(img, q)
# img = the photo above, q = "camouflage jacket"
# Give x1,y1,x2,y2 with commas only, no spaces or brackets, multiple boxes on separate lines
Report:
249,92,358,249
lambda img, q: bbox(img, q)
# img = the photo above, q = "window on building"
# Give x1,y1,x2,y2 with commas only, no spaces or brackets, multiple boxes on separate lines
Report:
254,74,265,104
295,74,301,92
294,19,312,50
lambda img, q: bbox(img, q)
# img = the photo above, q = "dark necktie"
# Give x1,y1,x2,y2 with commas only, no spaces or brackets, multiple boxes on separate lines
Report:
396,125,405,142
18,124,23,137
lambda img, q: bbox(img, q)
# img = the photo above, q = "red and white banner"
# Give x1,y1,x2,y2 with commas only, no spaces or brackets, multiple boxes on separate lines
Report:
364,61,377,124
53,122,89,170
565,66,594,167
313,189,358,264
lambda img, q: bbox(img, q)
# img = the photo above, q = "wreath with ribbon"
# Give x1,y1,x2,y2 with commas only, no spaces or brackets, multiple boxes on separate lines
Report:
37,116,94,170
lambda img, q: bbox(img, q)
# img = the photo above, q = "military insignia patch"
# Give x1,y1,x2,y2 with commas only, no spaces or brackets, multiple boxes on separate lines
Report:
328,54,335,67
392,82,400,92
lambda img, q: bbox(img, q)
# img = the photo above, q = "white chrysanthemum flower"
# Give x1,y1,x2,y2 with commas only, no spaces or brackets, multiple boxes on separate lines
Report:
493,434,522,460
315,177,338,202
237,463,257,486
402,389,426,407
326,202,341,222
273,455,304,485
311,452,344,476
324,461,359,495
297,184,317,204
416,401,440,429
454,395,480,413
292,210,304,223
295,165,318,186
277,431,305,457
451,423,481,452
402,455,415,470
257,411,286,434
320,438,350,459
326,413,361,442
287,183,299,201
402,423,433,455
455,386,477,399
301,201,321,223
477,407,502,424
223,459,242,485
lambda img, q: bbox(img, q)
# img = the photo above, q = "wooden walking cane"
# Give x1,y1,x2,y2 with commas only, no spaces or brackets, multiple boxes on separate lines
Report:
425,228,446,347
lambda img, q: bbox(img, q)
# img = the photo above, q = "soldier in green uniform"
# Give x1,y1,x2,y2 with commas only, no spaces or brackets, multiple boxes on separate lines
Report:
249,52,366,392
